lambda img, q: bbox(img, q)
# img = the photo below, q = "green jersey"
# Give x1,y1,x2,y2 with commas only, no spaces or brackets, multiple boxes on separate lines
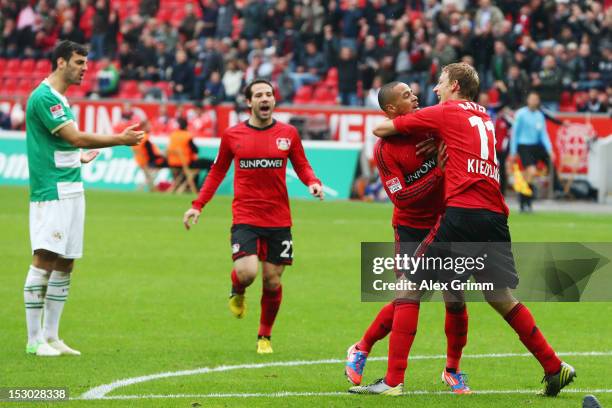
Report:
26,80,82,202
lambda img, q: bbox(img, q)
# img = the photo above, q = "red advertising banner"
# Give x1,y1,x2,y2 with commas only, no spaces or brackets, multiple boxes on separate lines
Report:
1,98,609,173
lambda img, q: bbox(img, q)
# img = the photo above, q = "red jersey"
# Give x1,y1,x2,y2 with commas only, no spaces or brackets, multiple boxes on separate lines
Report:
192,120,321,227
393,100,509,216
374,134,444,229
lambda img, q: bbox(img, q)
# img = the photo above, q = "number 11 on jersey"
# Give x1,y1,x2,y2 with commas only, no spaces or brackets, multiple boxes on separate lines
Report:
469,115,498,165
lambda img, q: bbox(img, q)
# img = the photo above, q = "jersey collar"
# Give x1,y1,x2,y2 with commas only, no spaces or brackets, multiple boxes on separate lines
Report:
42,79,70,107
245,119,276,131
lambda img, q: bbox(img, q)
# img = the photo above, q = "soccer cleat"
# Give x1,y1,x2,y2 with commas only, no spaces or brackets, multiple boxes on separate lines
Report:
441,369,472,394
345,343,368,385
256,336,273,354
26,341,61,357
228,292,246,318
540,362,576,397
48,339,81,356
348,378,403,395
582,395,602,408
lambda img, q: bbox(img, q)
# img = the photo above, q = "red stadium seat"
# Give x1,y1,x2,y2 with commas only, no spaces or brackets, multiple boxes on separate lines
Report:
66,85,88,98
326,68,338,82
3,78,18,95
170,9,186,27
33,59,52,77
293,85,313,104
0,58,7,76
157,8,172,22
16,79,36,97
312,85,337,105
119,80,142,99
20,59,35,78
559,91,576,112
4,59,21,78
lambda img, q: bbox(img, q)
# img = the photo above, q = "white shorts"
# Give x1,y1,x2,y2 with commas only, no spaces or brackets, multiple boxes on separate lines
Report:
29,195,85,259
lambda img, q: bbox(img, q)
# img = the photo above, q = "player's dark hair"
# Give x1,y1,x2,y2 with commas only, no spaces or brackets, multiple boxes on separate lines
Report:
378,81,402,112
244,79,274,100
51,41,88,71
443,62,480,101
177,117,188,130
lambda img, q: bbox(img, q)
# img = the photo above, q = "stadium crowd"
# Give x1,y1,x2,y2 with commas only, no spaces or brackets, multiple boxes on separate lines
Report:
0,0,610,113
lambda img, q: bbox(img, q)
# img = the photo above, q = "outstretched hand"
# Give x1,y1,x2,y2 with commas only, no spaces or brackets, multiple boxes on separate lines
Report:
183,208,201,230
120,123,145,146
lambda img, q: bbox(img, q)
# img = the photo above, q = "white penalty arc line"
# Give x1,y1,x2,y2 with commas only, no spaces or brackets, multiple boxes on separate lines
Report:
80,351,612,400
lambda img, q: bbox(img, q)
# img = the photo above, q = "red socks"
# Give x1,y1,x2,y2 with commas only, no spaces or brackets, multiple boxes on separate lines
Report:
357,302,395,353
385,301,420,387
258,285,283,338
231,269,246,295
505,303,562,375
444,305,468,372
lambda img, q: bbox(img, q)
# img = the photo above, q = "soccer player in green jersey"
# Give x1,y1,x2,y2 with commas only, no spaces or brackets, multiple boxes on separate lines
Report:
23,41,144,356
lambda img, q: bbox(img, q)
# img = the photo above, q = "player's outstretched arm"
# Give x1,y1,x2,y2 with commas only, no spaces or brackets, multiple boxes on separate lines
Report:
372,119,399,138
309,183,324,200
58,122,144,148
183,208,201,230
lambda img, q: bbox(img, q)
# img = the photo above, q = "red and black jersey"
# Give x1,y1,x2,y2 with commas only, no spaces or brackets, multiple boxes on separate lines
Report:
192,120,321,227
374,133,444,230
393,100,509,216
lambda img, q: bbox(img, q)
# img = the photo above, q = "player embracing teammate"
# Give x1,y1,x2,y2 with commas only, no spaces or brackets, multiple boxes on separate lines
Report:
351,63,575,396
344,81,471,395
183,79,323,354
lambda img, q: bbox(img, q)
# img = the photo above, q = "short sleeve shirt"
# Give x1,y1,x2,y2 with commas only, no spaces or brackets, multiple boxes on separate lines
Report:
26,80,82,202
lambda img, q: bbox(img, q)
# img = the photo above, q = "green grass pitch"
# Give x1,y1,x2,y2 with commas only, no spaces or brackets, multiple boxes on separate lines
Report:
1,185,611,407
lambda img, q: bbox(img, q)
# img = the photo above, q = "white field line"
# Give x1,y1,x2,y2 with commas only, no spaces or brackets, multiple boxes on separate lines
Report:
76,388,612,400
81,351,612,400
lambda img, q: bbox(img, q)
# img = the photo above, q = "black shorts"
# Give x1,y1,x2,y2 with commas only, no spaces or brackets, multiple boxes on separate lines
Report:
518,144,549,167
414,207,519,289
394,225,430,243
394,225,430,278
230,224,293,265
